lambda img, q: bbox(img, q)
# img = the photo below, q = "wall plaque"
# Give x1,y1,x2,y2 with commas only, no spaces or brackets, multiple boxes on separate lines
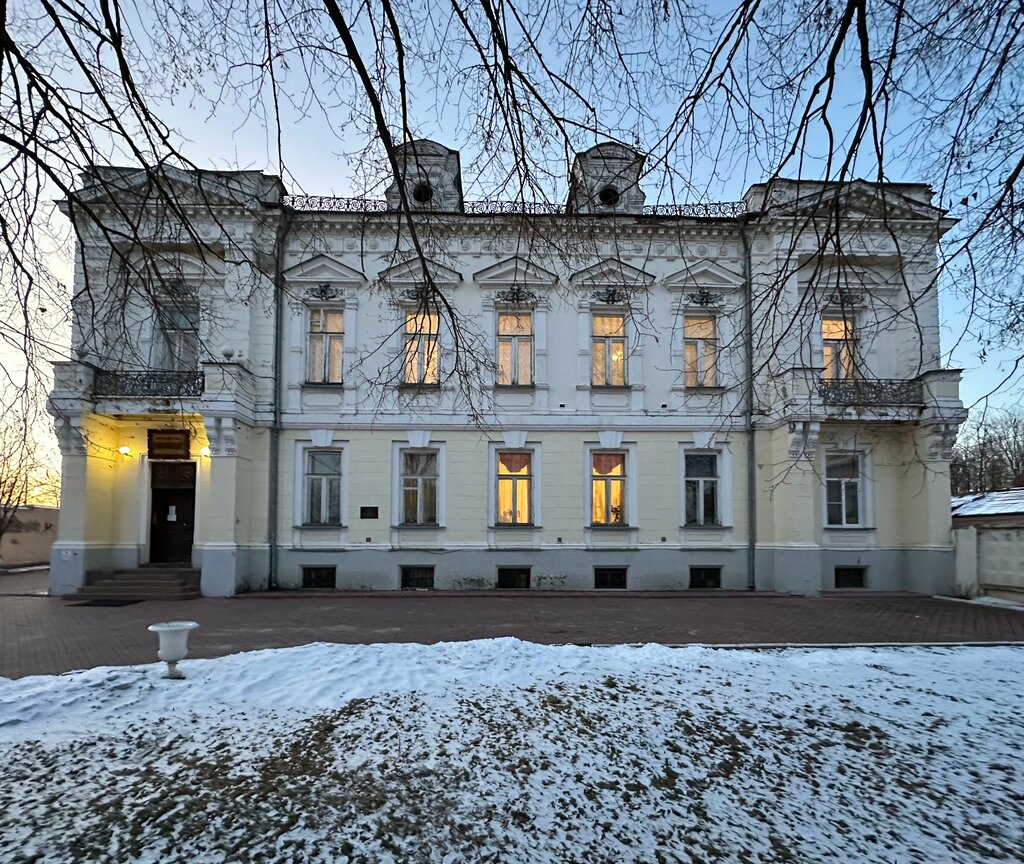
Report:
148,429,191,460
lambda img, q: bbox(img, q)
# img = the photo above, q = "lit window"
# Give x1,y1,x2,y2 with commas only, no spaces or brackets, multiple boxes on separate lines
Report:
683,316,718,387
307,309,344,383
822,318,856,381
497,313,533,386
591,314,626,386
403,312,440,384
826,454,862,526
684,454,719,526
496,451,532,525
305,450,342,525
401,450,438,524
591,452,626,525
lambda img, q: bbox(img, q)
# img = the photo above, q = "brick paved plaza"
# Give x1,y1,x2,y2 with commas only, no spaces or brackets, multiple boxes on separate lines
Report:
1,571,1022,678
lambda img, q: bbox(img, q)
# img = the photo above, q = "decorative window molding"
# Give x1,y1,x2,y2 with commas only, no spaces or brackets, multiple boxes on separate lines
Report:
683,289,725,308
495,286,538,305
591,287,629,304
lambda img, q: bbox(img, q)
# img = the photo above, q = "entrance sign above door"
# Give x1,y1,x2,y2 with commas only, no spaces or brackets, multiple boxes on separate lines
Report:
148,429,191,460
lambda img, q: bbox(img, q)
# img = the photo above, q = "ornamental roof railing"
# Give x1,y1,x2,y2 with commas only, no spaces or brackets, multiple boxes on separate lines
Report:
281,196,747,218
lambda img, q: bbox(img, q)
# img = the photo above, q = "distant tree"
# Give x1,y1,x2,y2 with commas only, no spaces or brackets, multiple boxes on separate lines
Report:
950,409,1024,494
0,399,59,556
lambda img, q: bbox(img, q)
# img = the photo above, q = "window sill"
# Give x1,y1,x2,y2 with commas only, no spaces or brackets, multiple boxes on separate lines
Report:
298,523,347,530
302,382,346,389
585,385,633,391
398,383,441,391
824,525,876,531
589,523,632,530
491,523,541,530
672,385,728,394
680,524,731,530
394,523,445,530
493,384,536,391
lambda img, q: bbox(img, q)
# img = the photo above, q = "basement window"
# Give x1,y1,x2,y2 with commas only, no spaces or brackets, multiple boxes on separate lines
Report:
834,566,867,589
497,567,531,590
302,566,336,589
689,566,722,590
401,566,435,590
594,567,627,590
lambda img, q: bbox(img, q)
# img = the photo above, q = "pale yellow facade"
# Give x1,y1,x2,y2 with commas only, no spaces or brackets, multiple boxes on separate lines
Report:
48,145,966,595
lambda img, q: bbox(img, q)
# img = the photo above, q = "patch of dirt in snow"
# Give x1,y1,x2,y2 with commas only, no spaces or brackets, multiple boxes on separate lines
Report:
0,641,1022,864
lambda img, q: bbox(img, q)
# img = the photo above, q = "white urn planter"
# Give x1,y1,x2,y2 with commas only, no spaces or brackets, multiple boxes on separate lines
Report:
147,621,199,679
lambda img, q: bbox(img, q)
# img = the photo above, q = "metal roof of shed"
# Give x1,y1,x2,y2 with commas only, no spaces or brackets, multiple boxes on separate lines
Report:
951,488,1024,517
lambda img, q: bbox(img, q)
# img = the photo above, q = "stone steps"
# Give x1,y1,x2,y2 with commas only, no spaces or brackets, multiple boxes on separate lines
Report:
67,568,202,601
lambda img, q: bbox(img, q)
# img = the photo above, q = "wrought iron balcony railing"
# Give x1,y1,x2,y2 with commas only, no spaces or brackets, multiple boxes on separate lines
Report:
93,370,205,398
817,378,924,406
282,195,747,218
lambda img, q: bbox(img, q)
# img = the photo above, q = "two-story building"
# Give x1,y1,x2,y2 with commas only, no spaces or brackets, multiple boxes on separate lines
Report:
47,140,966,596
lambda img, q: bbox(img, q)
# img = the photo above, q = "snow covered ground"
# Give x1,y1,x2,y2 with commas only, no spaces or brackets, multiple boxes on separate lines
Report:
0,639,1021,863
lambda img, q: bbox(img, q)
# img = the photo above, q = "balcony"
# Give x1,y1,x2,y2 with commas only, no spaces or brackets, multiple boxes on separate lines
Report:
817,378,924,406
93,370,205,398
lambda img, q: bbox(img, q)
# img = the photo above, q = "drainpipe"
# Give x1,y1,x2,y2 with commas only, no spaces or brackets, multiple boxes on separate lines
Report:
740,217,757,590
267,206,294,590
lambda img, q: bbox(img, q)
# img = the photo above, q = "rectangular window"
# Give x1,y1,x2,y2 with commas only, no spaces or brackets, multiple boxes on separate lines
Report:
401,566,435,590
689,566,722,590
401,450,439,525
826,454,862,526
594,567,627,590
591,314,626,386
834,566,867,589
305,450,343,525
496,451,532,525
591,452,626,525
153,300,200,371
403,312,440,385
822,318,856,381
497,313,533,386
497,567,531,589
307,308,344,383
302,566,336,589
683,316,718,387
684,454,719,526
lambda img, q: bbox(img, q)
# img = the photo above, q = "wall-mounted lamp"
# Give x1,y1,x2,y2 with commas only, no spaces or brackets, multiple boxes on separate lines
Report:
118,445,132,456
199,446,212,457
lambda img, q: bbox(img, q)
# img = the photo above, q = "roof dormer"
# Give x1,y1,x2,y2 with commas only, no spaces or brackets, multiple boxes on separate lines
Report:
566,143,646,215
384,139,464,213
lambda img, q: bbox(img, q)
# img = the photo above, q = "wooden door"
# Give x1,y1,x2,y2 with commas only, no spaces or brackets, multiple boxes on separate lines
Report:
150,462,196,563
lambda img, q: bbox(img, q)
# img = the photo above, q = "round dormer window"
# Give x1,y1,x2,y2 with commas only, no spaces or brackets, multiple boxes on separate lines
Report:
412,181,433,204
598,185,620,207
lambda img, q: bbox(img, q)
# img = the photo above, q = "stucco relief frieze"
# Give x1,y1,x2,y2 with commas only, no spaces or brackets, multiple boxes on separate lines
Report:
787,420,821,460
53,417,87,457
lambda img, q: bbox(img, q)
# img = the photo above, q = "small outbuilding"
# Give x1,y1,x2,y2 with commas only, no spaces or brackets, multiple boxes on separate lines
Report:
952,489,1024,600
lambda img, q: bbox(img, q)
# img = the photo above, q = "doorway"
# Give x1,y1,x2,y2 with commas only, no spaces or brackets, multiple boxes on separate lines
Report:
150,462,196,563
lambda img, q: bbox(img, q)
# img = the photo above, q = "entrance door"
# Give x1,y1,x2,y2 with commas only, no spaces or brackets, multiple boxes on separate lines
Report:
150,462,196,563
